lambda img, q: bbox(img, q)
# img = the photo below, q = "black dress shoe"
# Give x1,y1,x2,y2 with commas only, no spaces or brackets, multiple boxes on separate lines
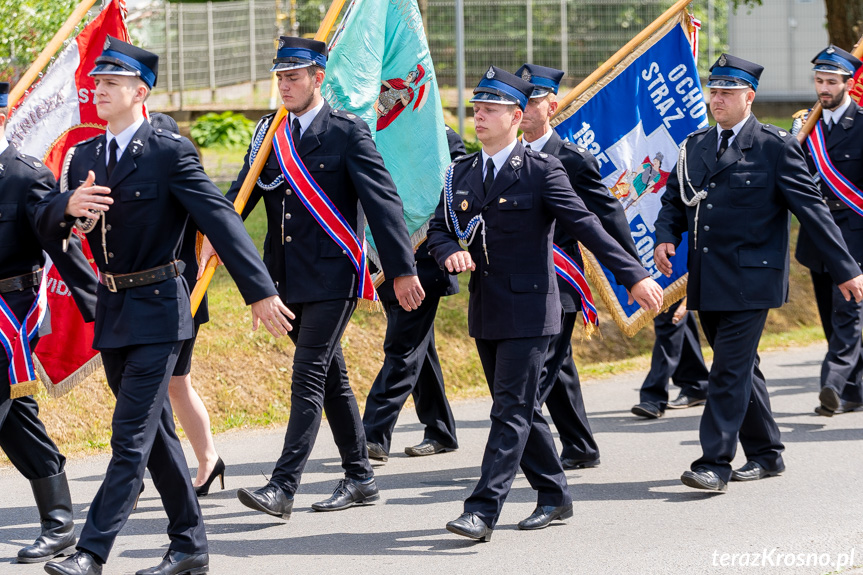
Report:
366,442,389,462
730,460,785,482
517,503,574,530
135,551,209,575
237,484,293,519
842,400,863,412
667,393,707,409
404,439,456,457
195,458,225,497
560,457,600,470
814,404,835,417
311,478,379,511
680,468,727,492
819,386,841,412
631,402,663,419
44,551,102,575
446,512,492,541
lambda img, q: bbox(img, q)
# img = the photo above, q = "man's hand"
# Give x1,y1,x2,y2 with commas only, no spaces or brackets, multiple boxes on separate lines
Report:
444,250,475,273
654,243,676,277
672,299,688,325
838,275,863,303
393,275,425,311
65,170,113,218
627,277,663,313
251,295,295,337
197,236,223,279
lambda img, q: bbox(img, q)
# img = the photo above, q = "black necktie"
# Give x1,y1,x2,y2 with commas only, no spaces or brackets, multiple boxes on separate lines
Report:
291,117,302,144
825,118,833,134
717,129,733,160
483,158,495,195
107,138,118,179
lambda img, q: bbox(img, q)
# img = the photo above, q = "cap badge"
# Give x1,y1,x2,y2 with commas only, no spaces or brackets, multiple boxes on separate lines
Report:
718,54,727,66
826,46,835,54
521,70,531,82
279,38,285,49
104,38,111,50
486,66,495,79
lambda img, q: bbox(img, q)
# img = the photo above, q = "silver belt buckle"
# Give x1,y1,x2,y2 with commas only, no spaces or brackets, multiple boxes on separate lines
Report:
104,273,118,293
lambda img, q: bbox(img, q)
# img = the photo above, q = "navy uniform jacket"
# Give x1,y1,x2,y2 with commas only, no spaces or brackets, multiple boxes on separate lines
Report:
655,115,860,312
227,101,416,304
427,142,648,340
35,121,276,350
0,145,97,325
796,100,863,272
541,130,639,313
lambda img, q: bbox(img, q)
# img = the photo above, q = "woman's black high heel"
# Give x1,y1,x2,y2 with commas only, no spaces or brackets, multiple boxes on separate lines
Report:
195,457,225,497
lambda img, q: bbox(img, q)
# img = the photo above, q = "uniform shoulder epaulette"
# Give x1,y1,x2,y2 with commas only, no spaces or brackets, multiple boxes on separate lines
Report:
689,125,712,137
562,141,589,155
73,134,103,148
445,125,453,132
761,123,792,140
251,112,277,138
14,152,48,171
524,148,550,160
453,151,478,163
330,107,362,123
154,128,184,140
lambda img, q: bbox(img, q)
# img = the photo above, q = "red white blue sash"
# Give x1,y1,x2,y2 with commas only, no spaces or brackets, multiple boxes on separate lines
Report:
553,244,598,328
807,121,863,217
0,271,48,395
271,116,377,302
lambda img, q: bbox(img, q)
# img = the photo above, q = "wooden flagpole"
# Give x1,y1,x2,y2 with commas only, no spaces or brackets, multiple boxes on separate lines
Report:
190,0,349,316
552,0,693,119
796,34,863,144
9,0,100,110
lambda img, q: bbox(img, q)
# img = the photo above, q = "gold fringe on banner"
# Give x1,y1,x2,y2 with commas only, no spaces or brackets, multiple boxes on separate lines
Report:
35,353,103,399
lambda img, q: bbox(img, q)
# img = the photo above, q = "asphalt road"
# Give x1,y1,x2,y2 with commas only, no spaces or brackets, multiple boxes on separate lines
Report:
1,343,862,575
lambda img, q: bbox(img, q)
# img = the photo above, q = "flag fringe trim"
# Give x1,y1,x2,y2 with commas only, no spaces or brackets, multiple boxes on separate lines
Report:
35,353,103,398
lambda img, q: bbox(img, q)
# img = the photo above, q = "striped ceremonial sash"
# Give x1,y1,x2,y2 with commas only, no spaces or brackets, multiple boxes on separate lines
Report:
553,244,599,329
807,121,863,217
271,116,377,302
0,271,48,398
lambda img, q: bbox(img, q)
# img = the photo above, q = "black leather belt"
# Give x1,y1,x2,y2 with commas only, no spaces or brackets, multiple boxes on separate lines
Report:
0,269,42,294
100,261,185,293
826,200,850,211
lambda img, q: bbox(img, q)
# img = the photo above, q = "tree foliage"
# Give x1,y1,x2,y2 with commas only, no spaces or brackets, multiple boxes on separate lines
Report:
0,0,79,82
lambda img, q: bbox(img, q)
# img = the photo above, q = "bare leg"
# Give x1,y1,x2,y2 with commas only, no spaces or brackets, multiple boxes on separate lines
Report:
168,374,219,487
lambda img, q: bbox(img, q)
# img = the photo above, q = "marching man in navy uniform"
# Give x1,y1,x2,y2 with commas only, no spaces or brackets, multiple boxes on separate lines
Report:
427,66,663,540
0,82,97,564
516,63,641,469
201,36,423,519
36,38,293,575
793,46,863,417
655,54,863,492
363,126,466,462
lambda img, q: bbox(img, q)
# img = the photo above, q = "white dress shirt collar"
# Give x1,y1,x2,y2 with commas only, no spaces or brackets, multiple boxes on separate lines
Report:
481,138,519,178
289,98,326,139
716,114,750,152
523,128,554,152
823,96,852,127
105,116,147,165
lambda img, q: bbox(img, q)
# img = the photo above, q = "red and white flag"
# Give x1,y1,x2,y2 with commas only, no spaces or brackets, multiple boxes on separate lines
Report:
6,0,130,397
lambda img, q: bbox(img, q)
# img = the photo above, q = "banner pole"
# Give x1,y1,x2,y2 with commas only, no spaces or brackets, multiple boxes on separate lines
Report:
553,0,693,118
9,0,100,110
796,33,863,144
190,0,349,316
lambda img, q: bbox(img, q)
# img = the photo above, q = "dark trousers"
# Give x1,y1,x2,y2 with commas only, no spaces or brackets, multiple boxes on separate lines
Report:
694,310,784,483
362,296,458,454
0,390,64,481
538,310,598,462
78,341,206,563
811,271,863,403
270,298,372,495
640,299,709,410
467,336,570,528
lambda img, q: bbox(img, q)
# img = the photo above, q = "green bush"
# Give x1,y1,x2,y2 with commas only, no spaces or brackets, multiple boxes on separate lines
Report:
190,111,255,149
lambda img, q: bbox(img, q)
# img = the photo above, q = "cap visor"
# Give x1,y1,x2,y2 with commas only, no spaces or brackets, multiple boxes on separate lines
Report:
706,78,752,89
470,91,518,105
813,64,852,75
89,63,141,77
270,61,314,72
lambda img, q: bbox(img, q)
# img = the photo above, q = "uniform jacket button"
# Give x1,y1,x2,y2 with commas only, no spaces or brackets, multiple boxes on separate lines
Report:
135,191,141,197
106,224,112,231
59,221,66,228
709,182,716,189
482,271,488,277
706,204,713,209
513,201,518,207
702,247,709,253
483,206,489,212
762,260,768,265
341,250,347,255
108,252,114,258
703,225,710,231
154,289,160,295
286,189,292,195
745,180,751,185
533,284,538,289
319,163,325,168
285,236,292,242
285,213,291,220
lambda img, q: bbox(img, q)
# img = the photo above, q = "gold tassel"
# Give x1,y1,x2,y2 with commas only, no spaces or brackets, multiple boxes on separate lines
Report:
10,380,39,399
356,298,383,313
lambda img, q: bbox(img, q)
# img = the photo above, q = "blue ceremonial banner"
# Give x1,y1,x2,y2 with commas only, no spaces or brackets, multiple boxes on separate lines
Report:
553,12,708,336
322,0,450,254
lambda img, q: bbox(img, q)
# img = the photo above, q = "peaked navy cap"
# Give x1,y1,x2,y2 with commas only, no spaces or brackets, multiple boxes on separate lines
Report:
516,64,565,98
811,45,862,76
89,36,159,89
271,36,328,72
471,66,534,110
707,53,763,90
